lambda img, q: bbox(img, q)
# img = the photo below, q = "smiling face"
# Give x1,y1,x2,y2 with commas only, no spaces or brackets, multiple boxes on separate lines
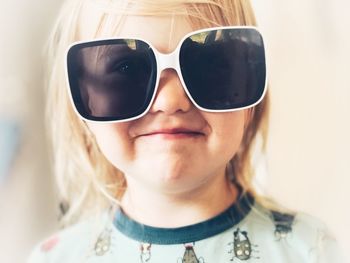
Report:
80,13,250,195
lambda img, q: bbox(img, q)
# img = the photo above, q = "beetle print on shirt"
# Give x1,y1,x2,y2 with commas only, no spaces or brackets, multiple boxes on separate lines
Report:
271,211,295,240
177,243,205,263
94,228,113,256
140,243,152,262
228,228,259,261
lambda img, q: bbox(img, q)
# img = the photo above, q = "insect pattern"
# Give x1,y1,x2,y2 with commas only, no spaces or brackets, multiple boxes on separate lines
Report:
140,243,152,262
94,228,113,256
271,211,295,240
177,243,205,263
40,235,60,253
228,228,259,261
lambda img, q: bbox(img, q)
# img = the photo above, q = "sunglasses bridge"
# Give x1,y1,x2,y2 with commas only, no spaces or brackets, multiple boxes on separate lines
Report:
154,48,182,73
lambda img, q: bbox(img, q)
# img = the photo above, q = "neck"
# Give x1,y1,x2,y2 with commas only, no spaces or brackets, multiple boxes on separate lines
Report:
120,171,239,228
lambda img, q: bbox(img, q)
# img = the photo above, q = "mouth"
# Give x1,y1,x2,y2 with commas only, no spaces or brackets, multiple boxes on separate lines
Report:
139,128,205,139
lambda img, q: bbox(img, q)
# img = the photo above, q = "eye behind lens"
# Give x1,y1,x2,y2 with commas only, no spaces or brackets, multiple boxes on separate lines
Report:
67,39,159,122
179,28,266,111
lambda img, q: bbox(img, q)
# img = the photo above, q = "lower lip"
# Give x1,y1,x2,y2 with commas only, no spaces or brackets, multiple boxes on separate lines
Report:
141,132,203,140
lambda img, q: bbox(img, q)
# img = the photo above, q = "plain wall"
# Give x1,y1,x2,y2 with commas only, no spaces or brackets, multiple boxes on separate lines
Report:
252,0,350,259
0,0,61,262
0,0,349,262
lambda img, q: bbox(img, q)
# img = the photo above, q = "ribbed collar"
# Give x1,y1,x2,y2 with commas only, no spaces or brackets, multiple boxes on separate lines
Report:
113,192,254,244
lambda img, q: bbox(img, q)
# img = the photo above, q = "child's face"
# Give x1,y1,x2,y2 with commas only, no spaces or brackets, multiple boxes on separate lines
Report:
82,12,250,194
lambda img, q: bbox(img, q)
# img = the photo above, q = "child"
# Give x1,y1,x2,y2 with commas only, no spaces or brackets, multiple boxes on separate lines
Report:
28,0,344,262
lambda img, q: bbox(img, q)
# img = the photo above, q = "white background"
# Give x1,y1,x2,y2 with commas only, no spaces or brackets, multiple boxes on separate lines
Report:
252,0,350,260
0,0,349,262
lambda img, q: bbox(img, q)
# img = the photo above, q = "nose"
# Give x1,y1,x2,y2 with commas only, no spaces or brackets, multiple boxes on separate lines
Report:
149,69,192,115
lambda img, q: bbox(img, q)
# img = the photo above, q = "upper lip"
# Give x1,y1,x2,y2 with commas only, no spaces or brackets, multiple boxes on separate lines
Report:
137,127,205,137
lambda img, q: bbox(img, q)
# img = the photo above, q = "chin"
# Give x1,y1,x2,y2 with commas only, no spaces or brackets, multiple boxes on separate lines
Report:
150,164,187,182
154,167,206,192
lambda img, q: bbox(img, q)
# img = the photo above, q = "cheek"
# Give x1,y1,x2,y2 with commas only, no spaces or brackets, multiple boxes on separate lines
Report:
87,123,135,167
204,112,246,156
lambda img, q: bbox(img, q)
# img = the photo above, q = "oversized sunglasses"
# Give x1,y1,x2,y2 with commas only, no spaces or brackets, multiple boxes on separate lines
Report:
66,26,267,122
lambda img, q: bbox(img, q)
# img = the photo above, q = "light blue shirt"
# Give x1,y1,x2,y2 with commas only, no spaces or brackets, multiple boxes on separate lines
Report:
27,193,345,263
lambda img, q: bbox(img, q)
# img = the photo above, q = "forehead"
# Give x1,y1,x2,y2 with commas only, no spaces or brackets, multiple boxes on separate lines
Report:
78,3,197,53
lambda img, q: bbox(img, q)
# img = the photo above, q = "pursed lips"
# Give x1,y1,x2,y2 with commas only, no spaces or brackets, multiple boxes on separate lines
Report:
137,128,205,138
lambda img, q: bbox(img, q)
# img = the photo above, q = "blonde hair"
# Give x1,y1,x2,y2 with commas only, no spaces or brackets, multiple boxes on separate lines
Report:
46,0,271,226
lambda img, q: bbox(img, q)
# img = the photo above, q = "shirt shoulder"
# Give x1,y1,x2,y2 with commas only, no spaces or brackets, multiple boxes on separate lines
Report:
27,214,109,263
293,212,345,263
243,204,345,262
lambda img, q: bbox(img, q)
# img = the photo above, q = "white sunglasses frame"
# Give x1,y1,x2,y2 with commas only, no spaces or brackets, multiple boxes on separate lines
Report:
65,25,268,123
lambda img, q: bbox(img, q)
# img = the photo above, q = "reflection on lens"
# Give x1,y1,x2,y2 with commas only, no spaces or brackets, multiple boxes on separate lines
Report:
67,39,157,121
180,28,266,110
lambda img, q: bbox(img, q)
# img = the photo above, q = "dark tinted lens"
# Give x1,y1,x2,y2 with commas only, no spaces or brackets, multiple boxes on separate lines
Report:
67,39,157,121
180,28,266,110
